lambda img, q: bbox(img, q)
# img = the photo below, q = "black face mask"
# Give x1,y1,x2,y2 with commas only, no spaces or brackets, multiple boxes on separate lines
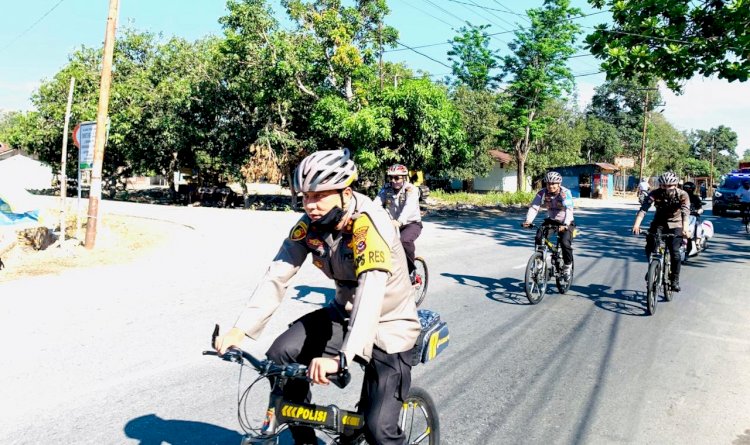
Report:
310,206,345,233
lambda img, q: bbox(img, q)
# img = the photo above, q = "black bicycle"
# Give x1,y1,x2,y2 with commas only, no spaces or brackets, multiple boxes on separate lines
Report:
522,218,574,304
641,227,677,315
205,324,442,445
412,256,428,307
740,203,750,235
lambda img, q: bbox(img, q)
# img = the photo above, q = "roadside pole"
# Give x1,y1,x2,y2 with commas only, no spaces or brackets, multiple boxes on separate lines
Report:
59,77,75,245
84,0,120,250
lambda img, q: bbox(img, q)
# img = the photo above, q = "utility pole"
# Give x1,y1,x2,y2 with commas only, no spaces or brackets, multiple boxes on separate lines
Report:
638,90,650,182
85,0,120,250
59,77,75,245
378,21,383,90
709,134,715,189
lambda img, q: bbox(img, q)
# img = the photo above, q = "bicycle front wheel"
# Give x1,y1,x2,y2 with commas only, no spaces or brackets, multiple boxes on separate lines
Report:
400,386,439,445
413,257,429,307
646,260,660,315
662,257,673,302
524,252,548,304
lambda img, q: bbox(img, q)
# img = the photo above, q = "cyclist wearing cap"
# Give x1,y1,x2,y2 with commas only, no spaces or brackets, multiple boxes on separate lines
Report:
522,171,575,279
214,148,420,445
373,164,422,281
632,171,690,292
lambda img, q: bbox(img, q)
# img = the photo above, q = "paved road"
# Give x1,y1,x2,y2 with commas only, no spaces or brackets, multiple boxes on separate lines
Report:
1,198,749,445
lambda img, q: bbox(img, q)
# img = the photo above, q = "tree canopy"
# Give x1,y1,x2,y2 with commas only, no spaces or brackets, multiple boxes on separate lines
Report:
586,0,750,91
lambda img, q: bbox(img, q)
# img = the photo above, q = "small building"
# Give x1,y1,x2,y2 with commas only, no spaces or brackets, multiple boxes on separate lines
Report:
0,146,55,191
550,163,619,199
473,150,529,192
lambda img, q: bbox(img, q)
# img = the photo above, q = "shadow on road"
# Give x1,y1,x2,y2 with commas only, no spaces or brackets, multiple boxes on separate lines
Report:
124,414,244,444
441,272,650,316
124,414,320,445
441,272,528,305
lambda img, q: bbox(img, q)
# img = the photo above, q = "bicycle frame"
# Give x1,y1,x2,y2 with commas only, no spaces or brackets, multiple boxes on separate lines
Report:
537,225,563,278
254,378,366,442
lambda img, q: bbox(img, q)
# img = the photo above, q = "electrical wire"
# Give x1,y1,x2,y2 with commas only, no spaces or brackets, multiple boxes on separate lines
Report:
0,0,67,54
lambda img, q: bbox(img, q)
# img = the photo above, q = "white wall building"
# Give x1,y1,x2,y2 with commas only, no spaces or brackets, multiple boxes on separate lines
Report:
0,148,55,191
473,150,530,192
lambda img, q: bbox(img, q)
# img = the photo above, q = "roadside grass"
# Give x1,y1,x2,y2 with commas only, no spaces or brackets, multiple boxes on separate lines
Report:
429,189,535,206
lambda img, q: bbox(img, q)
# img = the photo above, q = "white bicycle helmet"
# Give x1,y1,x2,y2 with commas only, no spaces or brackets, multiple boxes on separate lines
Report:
658,172,679,186
545,171,562,184
387,164,409,177
294,148,358,192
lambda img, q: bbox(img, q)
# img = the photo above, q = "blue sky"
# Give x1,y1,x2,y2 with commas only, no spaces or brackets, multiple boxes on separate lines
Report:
1,0,748,154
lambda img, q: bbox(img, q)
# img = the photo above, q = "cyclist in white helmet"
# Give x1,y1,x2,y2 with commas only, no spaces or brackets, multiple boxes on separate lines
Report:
214,148,420,445
373,164,422,282
522,171,576,279
632,171,690,292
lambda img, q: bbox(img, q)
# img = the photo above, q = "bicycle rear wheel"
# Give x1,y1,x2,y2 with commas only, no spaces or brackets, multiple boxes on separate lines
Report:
555,257,574,294
412,257,429,307
646,260,660,315
400,386,439,445
524,252,548,304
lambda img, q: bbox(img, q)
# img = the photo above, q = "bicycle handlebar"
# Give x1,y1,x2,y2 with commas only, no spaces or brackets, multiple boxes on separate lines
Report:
205,325,351,388
522,218,564,229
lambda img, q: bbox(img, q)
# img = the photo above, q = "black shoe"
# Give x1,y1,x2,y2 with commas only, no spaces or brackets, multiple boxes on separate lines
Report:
671,280,681,292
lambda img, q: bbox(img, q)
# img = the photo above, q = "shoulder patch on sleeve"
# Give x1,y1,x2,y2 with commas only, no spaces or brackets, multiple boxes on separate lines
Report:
352,213,392,276
289,220,308,241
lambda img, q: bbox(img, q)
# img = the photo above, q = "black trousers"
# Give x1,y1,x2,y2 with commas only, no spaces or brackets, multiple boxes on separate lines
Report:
266,306,412,445
399,222,422,274
535,224,574,265
646,225,683,279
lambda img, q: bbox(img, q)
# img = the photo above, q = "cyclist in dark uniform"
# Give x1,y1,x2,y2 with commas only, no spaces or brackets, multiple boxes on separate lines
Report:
682,181,703,214
631,172,690,292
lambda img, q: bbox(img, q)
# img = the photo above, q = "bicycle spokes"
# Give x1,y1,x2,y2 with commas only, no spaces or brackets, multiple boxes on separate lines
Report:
400,399,432,444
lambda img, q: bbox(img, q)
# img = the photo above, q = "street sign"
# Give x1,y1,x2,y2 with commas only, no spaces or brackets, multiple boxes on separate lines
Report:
73,121,96,169
614,156,635,168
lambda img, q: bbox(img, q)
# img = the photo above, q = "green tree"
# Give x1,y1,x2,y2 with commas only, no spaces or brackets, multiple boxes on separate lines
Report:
450,86,499,179
581,116,621,163
742,149,750,162
448,24,501,91
645,113,690,175
687,126,739,180
586,0,750,91
498,0,582,191
527,100,585,180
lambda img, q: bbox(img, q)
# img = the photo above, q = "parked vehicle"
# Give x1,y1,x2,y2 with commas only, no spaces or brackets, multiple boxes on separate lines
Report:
712,169,750,216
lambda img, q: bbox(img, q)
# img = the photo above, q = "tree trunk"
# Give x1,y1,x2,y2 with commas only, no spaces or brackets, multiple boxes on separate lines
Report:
287,169,300,211
240,180,250,209
516,150,526,192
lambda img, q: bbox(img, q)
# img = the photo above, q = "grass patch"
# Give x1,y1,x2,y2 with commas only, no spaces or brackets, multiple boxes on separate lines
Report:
430,190,535,206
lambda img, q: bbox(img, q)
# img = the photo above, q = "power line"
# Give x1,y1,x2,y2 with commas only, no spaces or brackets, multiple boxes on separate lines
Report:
400,0,455,28
0,0,67,54
395,40,454,70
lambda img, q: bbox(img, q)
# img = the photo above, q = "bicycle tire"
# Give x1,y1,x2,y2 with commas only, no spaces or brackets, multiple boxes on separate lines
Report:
400,386,440,445
524,252,547,304
646,260,659,316
555,257,574,294
413,257,429,307
662,257,673,302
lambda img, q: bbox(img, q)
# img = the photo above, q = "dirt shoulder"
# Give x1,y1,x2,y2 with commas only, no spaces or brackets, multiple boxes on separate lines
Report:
0,215,185,283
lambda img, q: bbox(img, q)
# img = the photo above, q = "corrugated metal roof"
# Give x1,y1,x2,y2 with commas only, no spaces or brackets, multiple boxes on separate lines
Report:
489,150,513,163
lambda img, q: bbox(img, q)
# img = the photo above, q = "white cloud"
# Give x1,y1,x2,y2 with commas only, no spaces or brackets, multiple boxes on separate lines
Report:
0,81,39,112
576,76,750,158
661,76,750,156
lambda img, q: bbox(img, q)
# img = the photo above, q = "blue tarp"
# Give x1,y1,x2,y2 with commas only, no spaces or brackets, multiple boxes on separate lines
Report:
0,201,39,227
0,180,41,228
